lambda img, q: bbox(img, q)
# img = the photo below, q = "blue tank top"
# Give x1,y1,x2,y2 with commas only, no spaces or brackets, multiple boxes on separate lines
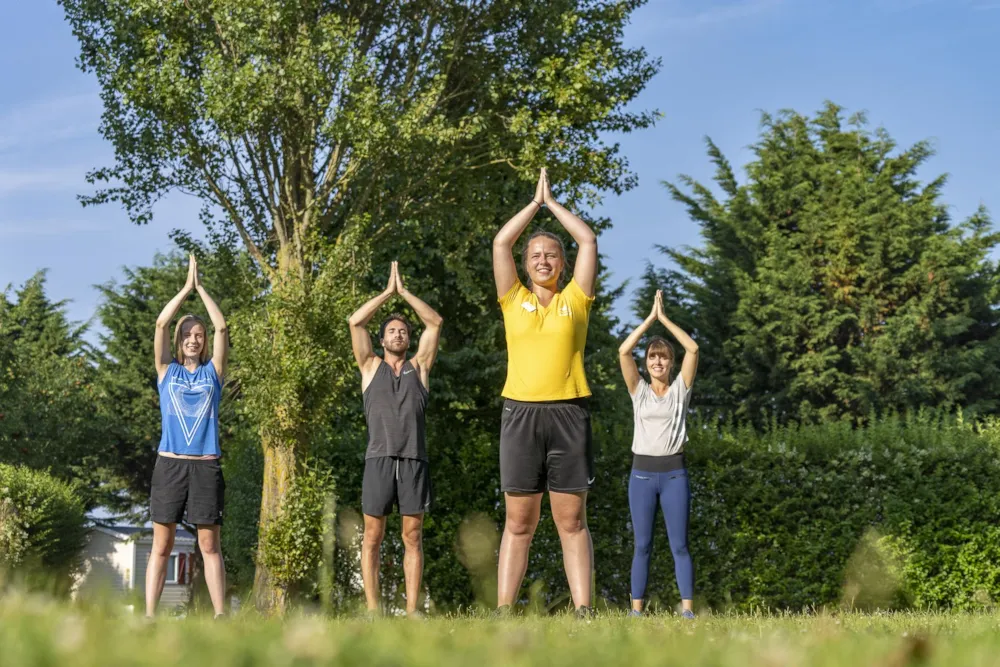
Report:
157,361,222,457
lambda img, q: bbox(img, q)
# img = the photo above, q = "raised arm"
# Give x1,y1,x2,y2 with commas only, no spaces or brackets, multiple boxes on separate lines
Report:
193,258,228,383
618,298,658,395
541,168,597,297
492,170,545,298
395,264,443,382
348,265,396,373
656,291,699,388
154,255,195,382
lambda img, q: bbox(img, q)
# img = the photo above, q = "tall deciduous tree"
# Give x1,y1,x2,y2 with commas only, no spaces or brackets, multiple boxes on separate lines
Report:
647,103,1000,425
60,0,657,611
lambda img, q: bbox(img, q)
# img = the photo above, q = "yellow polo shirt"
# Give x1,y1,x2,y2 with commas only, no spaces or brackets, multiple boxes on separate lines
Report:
499,278,593,401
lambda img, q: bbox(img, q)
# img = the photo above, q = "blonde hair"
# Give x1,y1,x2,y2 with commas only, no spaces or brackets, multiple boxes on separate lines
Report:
173,314,210,365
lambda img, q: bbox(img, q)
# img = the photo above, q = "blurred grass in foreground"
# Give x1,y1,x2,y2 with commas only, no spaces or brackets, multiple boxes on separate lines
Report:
3,593,1000,666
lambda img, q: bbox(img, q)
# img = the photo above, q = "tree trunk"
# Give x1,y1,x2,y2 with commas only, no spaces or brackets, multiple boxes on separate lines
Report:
252,439,297,614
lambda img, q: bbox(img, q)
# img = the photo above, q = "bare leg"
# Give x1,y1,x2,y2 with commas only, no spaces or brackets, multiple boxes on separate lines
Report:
497,493,542,607
550,491,592,609
144,522,175,617
361,514,387,612
401,514,424,614
198,525,226,616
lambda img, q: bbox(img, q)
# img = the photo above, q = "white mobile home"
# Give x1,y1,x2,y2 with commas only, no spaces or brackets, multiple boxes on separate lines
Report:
74,525,196,608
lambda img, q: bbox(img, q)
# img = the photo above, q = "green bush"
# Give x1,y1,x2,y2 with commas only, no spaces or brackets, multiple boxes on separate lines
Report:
257,464,337,597
618,414,1000,612
308,408,1000,613
0,463,87,595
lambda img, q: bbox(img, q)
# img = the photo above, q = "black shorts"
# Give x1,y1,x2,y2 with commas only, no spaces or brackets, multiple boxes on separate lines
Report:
150,455,225,525
499,398,593,494
362,456,432,516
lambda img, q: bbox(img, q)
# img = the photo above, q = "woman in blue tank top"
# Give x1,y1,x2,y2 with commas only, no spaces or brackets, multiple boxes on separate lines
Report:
147,254,229,619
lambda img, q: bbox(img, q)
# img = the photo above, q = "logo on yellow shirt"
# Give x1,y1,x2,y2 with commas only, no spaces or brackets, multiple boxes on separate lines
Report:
521,302,537,313
558,304,570,316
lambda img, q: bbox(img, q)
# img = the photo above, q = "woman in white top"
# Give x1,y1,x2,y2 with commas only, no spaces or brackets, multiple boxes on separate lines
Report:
618,290,699,617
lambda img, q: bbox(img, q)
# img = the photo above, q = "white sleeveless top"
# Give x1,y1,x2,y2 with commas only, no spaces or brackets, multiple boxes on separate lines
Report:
630,375,691,457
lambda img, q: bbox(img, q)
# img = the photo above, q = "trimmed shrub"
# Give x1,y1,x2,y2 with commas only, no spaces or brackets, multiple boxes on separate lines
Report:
628,414,1000,611
0,463,87,595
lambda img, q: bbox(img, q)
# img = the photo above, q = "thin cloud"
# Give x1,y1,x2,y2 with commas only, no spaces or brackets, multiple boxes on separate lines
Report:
0,93,101,154
0,218,111,238
0,167,90,197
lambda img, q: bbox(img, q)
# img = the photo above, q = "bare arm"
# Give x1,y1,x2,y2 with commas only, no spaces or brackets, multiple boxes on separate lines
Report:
395,263,443,377
349,265,396,374
619,301,658,396
656,291,699,388
542,168,598,297
154,255,195,382
194,262,228,383
492,170,545,298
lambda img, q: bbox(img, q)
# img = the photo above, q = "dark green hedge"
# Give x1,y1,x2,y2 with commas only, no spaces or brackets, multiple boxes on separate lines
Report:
591,415,1000,612
228,409,1000,613
0,463,88,595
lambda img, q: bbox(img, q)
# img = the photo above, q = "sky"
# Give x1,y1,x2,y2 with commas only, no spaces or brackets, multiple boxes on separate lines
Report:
1,0,998,337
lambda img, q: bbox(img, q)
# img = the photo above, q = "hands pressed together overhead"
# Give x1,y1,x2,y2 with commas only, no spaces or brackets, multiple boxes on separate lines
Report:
383,261,408,297
533,167,556,208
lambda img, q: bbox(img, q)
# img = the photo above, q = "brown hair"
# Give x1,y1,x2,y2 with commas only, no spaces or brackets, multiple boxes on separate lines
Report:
645,336,675,372
173,314,210,365
521,231,567,287
379,313,412,340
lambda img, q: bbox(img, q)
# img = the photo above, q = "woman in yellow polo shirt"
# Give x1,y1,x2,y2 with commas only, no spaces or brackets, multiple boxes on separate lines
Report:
492,168,598,617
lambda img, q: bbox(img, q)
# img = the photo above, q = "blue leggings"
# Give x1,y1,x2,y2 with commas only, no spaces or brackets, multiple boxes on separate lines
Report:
628,468,693,601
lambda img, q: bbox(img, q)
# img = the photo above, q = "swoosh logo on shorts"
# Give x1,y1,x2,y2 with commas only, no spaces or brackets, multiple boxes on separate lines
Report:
587,476,596,485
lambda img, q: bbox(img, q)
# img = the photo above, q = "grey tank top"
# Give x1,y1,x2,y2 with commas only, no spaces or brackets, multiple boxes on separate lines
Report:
363,359,428,460
630,375,691,457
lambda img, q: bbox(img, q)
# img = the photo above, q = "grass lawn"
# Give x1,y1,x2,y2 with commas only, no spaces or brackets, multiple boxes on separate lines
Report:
3,594,999,666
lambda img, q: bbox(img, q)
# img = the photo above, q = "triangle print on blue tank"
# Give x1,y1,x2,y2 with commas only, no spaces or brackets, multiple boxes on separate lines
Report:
168,378,215,445
157,361,222,457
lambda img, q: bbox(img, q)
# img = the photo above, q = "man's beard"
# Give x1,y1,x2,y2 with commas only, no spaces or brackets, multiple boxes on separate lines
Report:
385,340,408,354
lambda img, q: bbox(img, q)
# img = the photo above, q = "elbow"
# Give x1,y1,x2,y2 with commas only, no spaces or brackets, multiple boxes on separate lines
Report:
215,325,228,336
431,314,444,328
492,237,510,251
687,343,700,355
618,345,632,358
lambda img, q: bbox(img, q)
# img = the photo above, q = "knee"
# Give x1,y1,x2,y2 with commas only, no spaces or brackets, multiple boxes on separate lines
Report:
553,514,586,536
633,535,653,557
504,516,537,539
152,539,174,559
199,535,220,556
363,527,384,550
671,542,690,559
402,527,422,551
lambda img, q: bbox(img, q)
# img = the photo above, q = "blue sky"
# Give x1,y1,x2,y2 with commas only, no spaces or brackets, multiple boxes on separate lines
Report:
1,0,998,335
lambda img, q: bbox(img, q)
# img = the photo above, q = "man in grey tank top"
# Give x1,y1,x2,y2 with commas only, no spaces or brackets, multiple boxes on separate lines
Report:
349,262,443,618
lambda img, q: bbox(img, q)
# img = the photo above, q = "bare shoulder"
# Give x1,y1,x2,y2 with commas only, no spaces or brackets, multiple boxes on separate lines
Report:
360,356,383,389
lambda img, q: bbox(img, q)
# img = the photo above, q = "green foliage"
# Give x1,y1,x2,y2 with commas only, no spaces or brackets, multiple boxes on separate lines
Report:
257,464,336,593
647,103,1000,425
0,464,87,595
0,273,108,509
219,427,263,596
602,415,1000,612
